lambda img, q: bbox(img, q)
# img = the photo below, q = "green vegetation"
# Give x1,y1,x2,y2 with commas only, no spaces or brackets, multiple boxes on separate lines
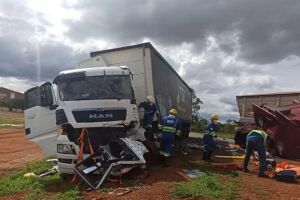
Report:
171,174,237,200
0,118,24,125
0,160,80,200
191,118,236,139
171,154,238,200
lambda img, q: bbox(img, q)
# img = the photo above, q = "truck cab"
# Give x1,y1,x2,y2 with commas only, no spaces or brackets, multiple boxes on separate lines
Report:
24,66,146,174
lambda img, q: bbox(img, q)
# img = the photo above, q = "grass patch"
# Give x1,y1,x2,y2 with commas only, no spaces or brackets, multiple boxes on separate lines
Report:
0,118,24,125
171,174,237,200
0,118,24,128
0,160,63,199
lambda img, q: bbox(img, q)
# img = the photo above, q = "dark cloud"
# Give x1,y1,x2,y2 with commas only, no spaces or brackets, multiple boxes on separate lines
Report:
0,29,86,81
66,0,300,65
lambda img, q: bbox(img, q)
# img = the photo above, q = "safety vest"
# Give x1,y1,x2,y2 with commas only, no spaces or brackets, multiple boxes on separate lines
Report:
158,115,180,135
248,130,268,142
205,122,217,136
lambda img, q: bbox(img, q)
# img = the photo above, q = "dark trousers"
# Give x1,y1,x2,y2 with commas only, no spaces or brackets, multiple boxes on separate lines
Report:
144,127,154,141
243,135,266,176
202,134,217,161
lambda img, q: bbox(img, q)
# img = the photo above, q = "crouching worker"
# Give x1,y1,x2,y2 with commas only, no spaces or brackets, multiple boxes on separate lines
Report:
202,114,219,161
243,128,270,177
159,109,181,166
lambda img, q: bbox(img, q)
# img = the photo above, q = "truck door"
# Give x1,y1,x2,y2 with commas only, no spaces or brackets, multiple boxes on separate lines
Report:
24,82,57,156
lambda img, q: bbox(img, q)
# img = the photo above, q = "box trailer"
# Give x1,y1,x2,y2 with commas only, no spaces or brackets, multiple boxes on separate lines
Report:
79,42,193,135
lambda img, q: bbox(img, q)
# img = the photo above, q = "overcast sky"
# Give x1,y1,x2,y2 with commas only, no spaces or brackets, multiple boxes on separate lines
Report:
0,0,300,120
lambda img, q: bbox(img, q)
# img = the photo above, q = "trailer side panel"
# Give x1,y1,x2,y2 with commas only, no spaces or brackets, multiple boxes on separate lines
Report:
150,50,192,121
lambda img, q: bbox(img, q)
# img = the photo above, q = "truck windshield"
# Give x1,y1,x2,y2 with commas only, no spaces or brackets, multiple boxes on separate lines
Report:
58,75,133,101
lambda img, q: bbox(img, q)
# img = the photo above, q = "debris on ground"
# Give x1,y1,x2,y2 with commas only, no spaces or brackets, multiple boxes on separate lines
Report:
214,164,242,171
108,185,150,196
274,161,300,182
215,155,245,159
23,172,37,178
182,169,206,178
74,138,148,189
275,170,298,182
185,143,202,150
39,165,59,177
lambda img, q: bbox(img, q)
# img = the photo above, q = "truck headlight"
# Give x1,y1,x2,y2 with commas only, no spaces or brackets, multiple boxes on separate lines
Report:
57,144,76,154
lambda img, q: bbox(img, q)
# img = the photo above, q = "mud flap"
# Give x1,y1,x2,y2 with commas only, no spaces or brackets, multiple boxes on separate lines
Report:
74,138,148,189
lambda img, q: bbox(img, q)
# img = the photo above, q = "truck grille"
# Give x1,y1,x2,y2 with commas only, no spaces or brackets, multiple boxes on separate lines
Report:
72,109,127,123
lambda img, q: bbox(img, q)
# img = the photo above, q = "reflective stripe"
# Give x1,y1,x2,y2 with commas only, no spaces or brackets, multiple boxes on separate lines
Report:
159,151,170,157
176,130,181,136
162,126,176,132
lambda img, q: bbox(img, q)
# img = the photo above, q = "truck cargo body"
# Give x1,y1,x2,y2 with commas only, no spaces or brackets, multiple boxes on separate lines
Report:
235,92,300,154
80,43,193,123
237,92,300,118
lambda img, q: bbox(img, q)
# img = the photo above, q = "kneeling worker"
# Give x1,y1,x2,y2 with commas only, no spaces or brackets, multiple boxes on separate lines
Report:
243,128,269,177
159,109,181,166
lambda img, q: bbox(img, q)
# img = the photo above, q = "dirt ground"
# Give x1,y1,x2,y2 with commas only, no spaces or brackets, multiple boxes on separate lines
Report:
0,128,300,199
0,128,43,174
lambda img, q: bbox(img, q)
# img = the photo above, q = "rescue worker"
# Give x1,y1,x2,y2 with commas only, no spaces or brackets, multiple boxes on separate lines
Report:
138,95,157,141
158,109,181,166
202,114,219,161
243,128,269,177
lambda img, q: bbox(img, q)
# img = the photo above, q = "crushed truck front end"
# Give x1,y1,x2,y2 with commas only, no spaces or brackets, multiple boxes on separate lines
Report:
53,66,146,174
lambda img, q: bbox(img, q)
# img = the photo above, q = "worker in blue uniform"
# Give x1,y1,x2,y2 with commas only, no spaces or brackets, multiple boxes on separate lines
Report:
243,128,269,177
158,109,181,166
202,114,219,161
138,95,157,141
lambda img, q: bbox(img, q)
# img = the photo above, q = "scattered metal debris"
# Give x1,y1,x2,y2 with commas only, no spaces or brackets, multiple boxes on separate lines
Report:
39,166,59,177
74,138,148,189
183,169,206,178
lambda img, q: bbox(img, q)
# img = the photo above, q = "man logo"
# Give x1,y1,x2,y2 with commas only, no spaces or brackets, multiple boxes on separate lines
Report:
89,113,113,119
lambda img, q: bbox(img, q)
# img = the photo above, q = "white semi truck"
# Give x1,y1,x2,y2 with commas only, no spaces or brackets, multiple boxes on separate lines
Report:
24,43,193,179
